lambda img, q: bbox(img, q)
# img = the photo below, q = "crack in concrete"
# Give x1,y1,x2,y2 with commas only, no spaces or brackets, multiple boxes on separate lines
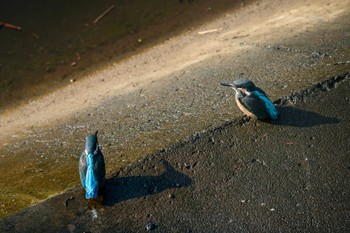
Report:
276,72,350,106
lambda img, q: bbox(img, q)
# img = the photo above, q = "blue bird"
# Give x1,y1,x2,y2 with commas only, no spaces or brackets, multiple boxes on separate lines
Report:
221,79,279,120
79,131,106,199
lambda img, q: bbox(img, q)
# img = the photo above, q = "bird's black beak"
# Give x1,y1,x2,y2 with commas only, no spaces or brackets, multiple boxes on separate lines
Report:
220,82,235,88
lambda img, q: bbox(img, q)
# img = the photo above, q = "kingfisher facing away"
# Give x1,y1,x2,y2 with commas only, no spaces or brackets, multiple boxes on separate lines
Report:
221,79,279,120
79,131,106,199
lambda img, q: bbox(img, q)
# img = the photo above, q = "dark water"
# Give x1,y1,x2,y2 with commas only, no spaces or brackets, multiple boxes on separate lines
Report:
0,0,246,112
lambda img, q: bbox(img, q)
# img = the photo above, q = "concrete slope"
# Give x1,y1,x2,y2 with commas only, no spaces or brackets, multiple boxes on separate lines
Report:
1,73,349,232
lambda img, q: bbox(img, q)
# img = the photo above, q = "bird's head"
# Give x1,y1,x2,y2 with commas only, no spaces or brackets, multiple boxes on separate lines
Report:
232,79,257,92
221,79,257,93
84,131,99,155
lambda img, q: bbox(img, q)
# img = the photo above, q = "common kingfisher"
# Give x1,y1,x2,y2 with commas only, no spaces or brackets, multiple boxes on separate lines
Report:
79,131,106,199
221,79,279,120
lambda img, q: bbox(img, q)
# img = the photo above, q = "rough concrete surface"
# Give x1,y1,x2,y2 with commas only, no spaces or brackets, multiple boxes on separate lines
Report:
1,74,349,232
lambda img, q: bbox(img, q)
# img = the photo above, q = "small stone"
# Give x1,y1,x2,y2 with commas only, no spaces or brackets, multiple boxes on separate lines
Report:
209,137,215,144
63,196,74,207
67,224,75,232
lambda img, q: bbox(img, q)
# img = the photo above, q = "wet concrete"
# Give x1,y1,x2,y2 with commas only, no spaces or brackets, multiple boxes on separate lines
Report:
0,0,349,222
1,74,349,232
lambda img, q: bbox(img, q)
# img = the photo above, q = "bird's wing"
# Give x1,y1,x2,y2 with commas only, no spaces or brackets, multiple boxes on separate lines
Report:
252,91,279,120
94,149,106,186
239,94,269,120
78,152,87,188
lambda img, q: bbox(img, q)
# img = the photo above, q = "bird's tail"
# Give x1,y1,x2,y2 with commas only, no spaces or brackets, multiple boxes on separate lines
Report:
85,153,99,199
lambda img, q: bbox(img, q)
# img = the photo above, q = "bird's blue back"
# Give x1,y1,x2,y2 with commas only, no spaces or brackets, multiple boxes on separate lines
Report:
78,131,106,199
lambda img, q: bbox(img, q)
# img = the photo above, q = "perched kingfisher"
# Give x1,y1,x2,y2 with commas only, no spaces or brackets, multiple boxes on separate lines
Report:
221,79,279,120
79,131,106,199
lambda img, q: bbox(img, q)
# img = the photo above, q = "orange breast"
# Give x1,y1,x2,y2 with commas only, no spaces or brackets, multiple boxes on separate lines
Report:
236,99,256,118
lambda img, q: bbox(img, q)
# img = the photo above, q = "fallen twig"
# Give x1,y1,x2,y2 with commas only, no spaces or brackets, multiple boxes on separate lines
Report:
0,22,22,31
197,27,223,35
232,34,249,39
93,5,115,24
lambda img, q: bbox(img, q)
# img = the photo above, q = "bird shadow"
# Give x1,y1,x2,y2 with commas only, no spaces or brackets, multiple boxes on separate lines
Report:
270,106,340,127
102,160,191,206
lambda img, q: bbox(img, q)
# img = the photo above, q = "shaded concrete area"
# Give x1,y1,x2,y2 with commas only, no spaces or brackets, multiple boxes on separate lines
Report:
102,160,192,206
1,75,349,232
